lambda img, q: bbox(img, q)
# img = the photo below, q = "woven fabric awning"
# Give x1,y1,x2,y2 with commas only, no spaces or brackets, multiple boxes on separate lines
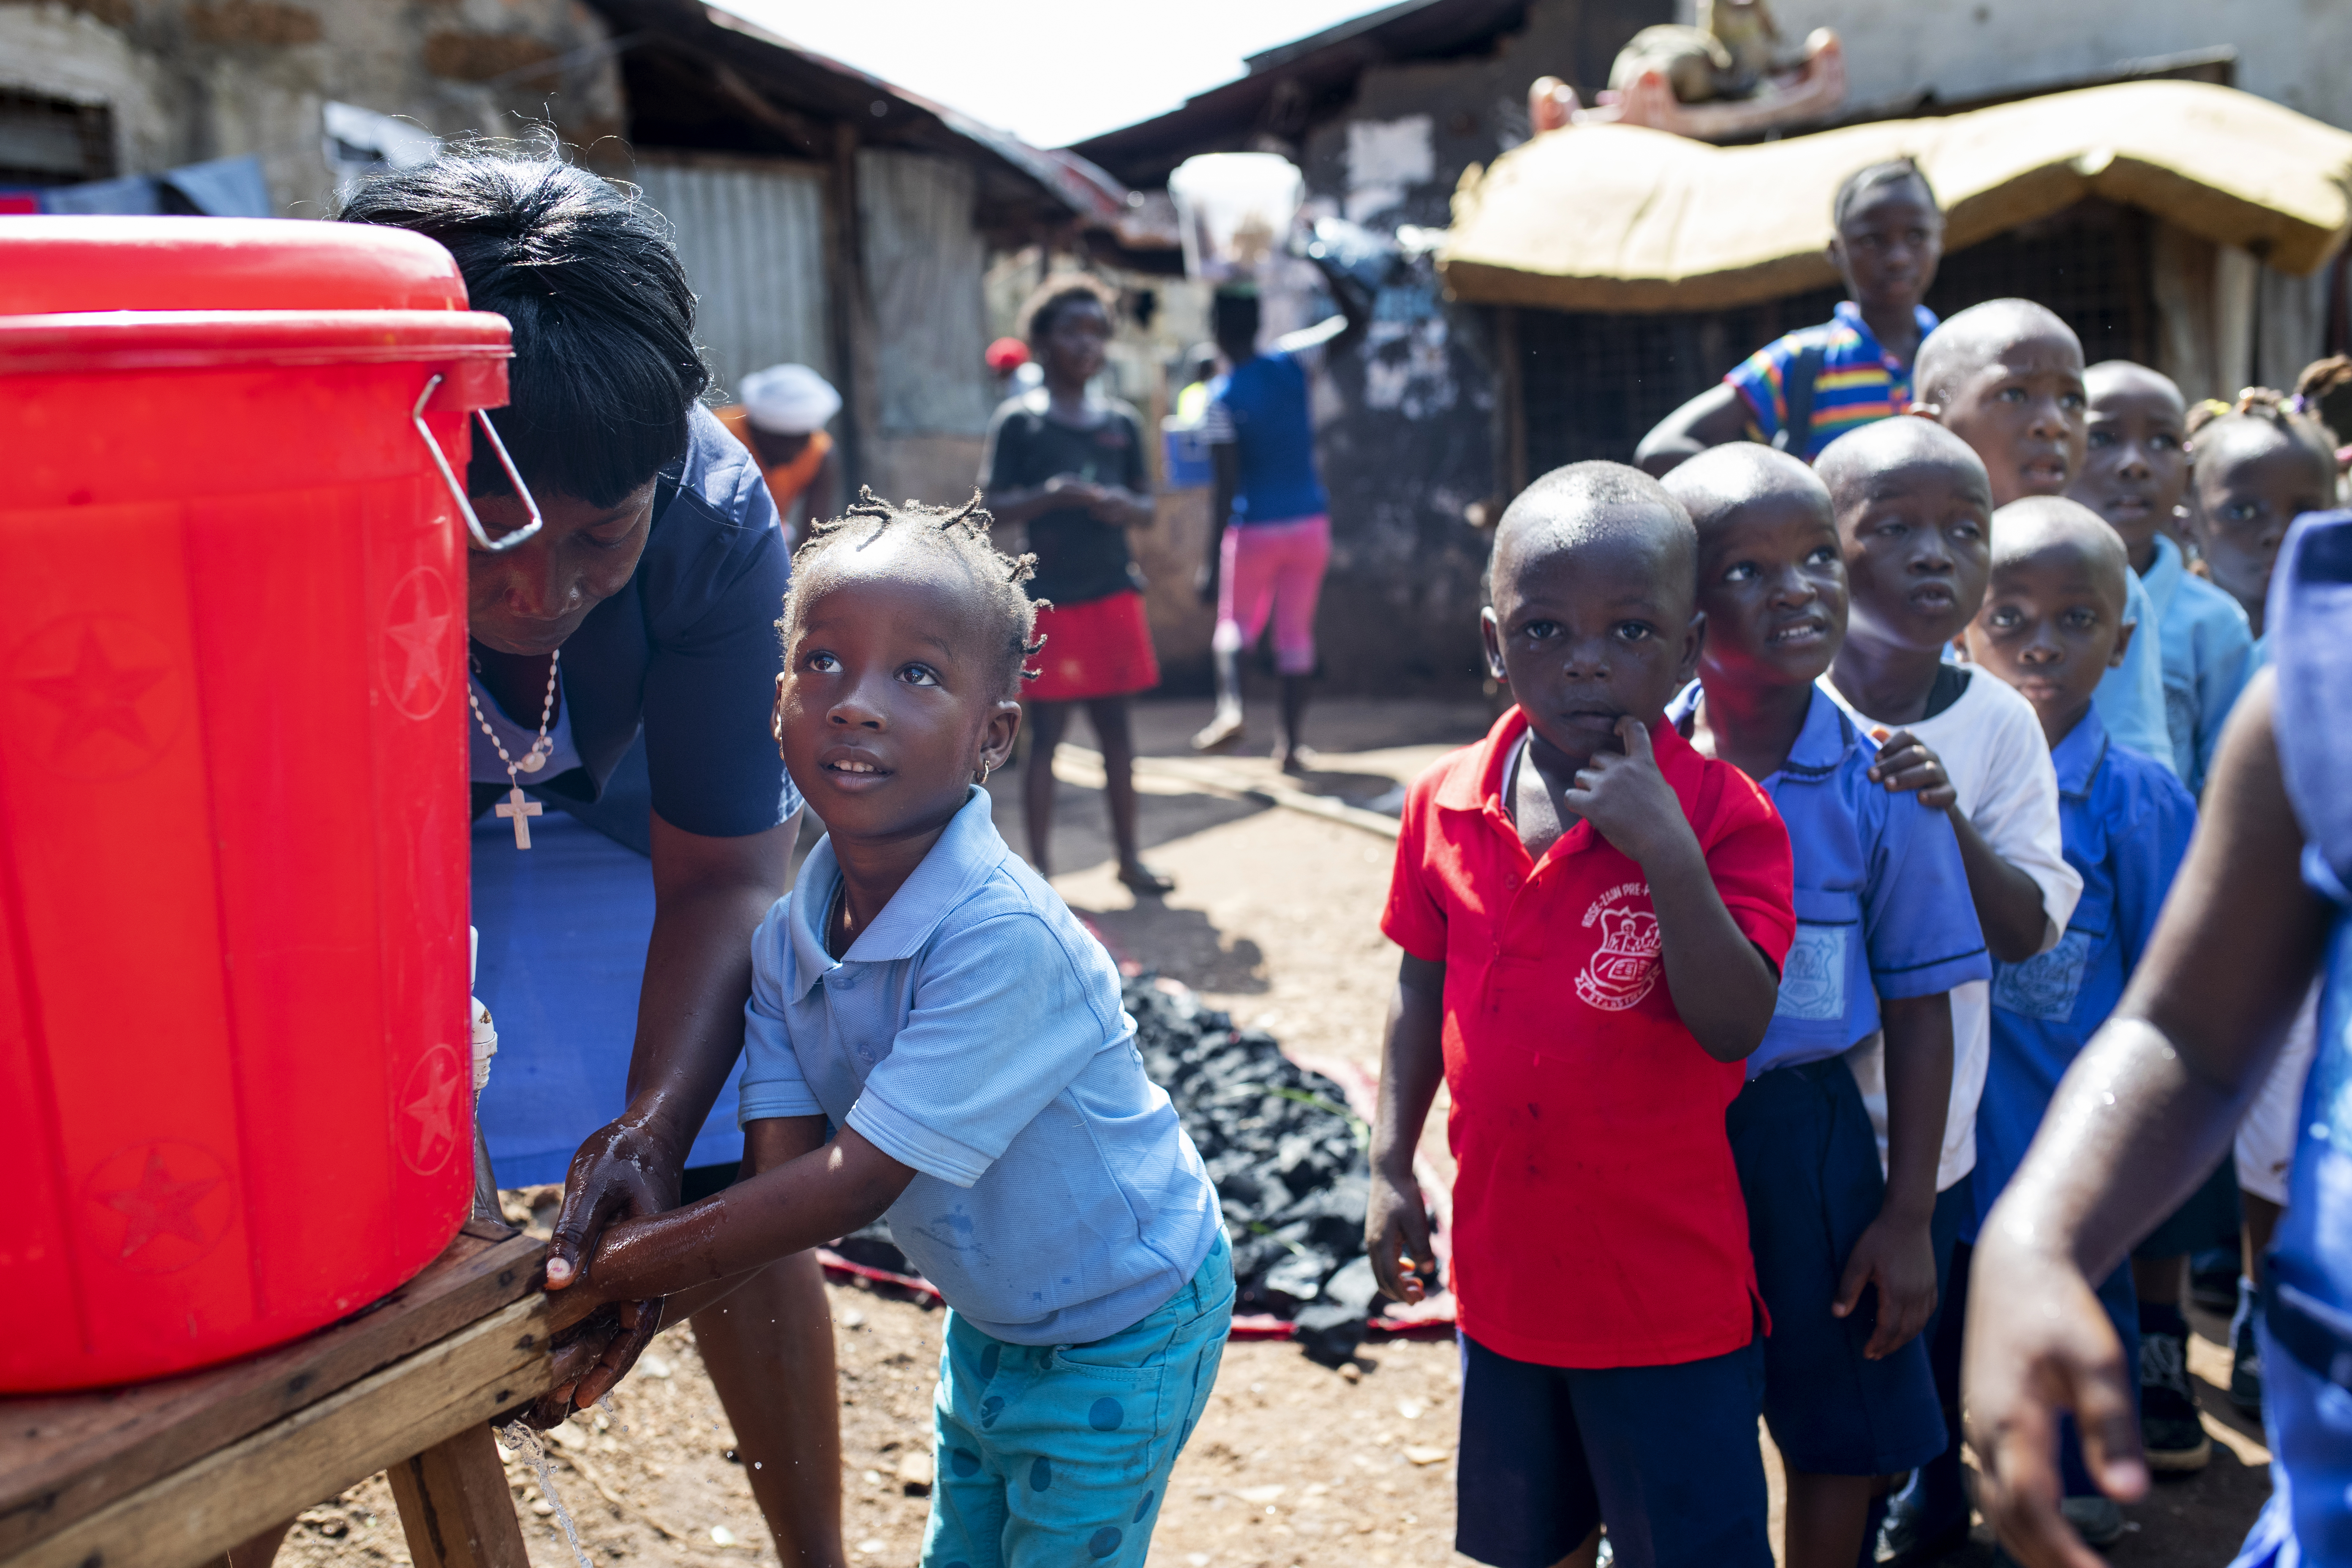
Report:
1440,81,2352,313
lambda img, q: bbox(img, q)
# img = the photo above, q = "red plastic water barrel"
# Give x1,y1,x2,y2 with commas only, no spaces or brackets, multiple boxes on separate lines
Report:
0,217,508,1391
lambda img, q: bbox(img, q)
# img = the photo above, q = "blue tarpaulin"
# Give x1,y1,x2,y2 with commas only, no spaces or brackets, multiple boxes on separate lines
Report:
32,154,272,217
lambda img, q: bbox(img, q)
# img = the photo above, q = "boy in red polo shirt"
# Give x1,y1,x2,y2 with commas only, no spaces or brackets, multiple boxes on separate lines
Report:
1366,462,1796,1568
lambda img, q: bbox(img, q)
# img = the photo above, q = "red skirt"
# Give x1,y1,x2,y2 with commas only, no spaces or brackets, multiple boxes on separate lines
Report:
1025,589,1160,702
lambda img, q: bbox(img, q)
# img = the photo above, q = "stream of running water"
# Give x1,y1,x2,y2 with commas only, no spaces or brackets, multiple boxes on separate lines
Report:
495,1421,594,1568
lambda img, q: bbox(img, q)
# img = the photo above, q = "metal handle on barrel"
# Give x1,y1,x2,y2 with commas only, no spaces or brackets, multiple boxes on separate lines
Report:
412,373,546,553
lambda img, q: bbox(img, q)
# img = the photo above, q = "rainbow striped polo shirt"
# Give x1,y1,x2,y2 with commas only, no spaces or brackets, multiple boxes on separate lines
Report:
1725,301,1940,462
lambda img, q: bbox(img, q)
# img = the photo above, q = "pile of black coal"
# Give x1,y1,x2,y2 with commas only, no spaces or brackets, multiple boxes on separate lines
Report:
1123,975,1381,1367
823,977,1388,1366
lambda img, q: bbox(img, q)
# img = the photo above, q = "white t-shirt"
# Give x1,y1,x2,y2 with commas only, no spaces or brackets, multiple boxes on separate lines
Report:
1822,668,2084,1191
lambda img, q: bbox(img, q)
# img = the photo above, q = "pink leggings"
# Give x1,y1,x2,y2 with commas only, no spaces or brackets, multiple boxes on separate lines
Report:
1214,513,1330,675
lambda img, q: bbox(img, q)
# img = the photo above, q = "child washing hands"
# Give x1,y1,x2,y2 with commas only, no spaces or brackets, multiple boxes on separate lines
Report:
543,491,1231,1568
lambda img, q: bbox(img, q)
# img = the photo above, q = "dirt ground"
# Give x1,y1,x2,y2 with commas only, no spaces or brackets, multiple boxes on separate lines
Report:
278,693,2271,1568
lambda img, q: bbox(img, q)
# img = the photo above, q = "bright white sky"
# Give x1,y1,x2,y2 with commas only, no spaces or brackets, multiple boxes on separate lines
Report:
713,0,1394,150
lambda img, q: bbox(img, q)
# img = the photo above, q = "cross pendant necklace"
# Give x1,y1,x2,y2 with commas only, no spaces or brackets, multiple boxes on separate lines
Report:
495,786,543,849
468,649,560,850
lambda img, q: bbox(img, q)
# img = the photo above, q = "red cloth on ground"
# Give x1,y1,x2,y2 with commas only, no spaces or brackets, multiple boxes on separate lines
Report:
1024,589,1160,702
1382,707,1795,1369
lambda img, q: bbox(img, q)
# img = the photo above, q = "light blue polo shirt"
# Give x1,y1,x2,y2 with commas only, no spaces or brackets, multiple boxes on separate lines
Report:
2141,533,2255,792
2090,569,2178,777
1671,685,1990,1078
736,788,1220,1346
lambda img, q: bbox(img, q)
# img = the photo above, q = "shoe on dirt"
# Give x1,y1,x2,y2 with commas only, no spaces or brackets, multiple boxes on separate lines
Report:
2192,1245,2243,1312
2060,1495,2126,1547
1876,1486,1970,1565
2139,1329,2213,1472
2231,1279,2265,1416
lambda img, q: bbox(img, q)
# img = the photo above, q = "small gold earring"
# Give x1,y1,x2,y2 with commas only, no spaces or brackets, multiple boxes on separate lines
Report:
976,759,994,785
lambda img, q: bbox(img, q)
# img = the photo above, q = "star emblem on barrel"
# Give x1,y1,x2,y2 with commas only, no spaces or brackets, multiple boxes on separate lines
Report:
395,1043,467,1173
380,566,455,719
9,615,185,778
82,1140,234,1273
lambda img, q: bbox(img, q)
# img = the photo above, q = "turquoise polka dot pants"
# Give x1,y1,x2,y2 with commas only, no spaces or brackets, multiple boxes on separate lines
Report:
921,1232,1233,1568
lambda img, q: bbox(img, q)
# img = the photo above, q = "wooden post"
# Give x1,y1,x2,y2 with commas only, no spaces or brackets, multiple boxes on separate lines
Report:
825,120,882,498
1492,305,1527,498
387,1424,530,1568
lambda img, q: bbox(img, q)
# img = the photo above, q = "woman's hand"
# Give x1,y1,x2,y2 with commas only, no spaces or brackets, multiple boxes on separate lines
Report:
544,1114,681,1289
1965,1231,2146,1568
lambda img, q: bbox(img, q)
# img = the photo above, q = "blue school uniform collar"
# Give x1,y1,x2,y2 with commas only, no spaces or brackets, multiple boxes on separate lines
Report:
1665,682,1858,784
786,787,1008,998
1832,299,1940,365
2049,707,2110,799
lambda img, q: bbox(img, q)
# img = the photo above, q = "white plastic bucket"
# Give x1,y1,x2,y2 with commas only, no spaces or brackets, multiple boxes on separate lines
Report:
1168,153,1305,283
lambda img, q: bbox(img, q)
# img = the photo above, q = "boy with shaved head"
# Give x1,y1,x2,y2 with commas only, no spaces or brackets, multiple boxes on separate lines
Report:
1662,446,1986,1568
1813,416,2086,1559
1367,462,1796,1568
2072,360,2253,794
1912,299,2179,779
1960,496,2198,1514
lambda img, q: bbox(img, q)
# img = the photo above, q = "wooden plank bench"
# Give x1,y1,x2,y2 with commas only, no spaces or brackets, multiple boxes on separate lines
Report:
1,1223,595,1568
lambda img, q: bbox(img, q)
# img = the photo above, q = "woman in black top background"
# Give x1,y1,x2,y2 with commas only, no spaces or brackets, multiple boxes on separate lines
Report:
981,275,1171,894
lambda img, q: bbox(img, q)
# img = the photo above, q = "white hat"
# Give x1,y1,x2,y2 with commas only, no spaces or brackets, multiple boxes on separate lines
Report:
738,364,841,434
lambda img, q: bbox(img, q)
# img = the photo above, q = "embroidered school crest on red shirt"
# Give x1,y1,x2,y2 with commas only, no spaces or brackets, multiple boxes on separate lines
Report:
1577,882,1661,1011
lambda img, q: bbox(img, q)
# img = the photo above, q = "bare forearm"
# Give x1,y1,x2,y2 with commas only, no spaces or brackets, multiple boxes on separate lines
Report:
622,814,795,1155
1646,835,1778,1060
1879,995,1954,1225
1987,678,2324,1276
1948,808,2050,962
1635,384,1748,477
1372,964,1446,1177
623,887,778,1147
1987,1019,2263,1284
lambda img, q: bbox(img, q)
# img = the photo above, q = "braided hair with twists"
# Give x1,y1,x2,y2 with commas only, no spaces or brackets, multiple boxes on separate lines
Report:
778,489,1045,700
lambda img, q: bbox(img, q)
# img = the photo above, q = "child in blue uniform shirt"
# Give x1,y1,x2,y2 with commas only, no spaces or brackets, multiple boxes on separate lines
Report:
541,494,1231,1568
1960,495,2197,1507
1959,512,2352,1565
2069,361,2254,794
1665,447,1988,1568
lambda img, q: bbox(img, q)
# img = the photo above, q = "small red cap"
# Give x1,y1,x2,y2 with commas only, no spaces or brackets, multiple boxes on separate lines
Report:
985,336,1030,373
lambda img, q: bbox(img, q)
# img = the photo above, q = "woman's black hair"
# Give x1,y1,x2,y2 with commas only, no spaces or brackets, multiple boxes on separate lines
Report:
1021,273,1119,346
780,490,1043,700
338,142,709,507
1211,289,1260,348
1832,158,1941,231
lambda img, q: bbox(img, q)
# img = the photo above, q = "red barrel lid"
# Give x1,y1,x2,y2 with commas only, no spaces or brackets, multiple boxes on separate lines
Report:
0,216,471,314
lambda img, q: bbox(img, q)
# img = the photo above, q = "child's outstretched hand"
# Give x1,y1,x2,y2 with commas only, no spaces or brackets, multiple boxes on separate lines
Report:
1365,1167,1435,1304
1564,717,1694,866
1832,1214,1938,1359
1867,728,1957,810
524,1296,665,1428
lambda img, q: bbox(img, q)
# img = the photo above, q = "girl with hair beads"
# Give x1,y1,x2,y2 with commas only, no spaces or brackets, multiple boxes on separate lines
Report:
980,275,1171,894
545,493,1230,1568
2184,387,2338,645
